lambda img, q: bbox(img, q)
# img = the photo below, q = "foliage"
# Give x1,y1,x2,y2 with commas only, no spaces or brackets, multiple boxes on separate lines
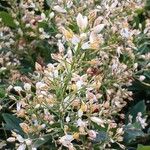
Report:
0,0,150,150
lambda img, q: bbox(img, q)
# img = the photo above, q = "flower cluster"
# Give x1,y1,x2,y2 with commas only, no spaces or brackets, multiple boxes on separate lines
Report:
1,0,149,149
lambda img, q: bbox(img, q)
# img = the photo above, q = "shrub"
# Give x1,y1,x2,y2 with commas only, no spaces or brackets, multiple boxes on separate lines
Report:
0,0,149,150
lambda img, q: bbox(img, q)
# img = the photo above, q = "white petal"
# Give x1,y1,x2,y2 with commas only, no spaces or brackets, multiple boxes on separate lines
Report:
53,5,67,13
92,24,105,33
90,32,97,43
67,49,73,59
7,137,16,142
65,134,74,141
83,16,88,30
78,109,83,117
57,40,65,53
110,0,118,9
120,28,130,38
90,117,104,126
49,12,55,19
76,13,83,29
66,116,70,123
24,83,31,91
71,36,80,45
76,13,88,31
17,144,26,150
67,1,73,8
76,118,86,127
16,135,24,143
76,80,83,90
81,42,90,49
25,139,32,145
36,82,46,89
41,13,46,20
14,86,22,92
139,75,145,81
17,102,21,111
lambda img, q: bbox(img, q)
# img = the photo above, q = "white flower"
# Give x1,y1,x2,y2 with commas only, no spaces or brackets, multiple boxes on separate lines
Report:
59,134,74,148
49,12,55,19
41,13,46,20
76,80,84,90
67,49,73,59
13,132,34,149
89,32,98,43
139,75,146,81
116,46,122,57
53,5,67,13
110,0,118,9
90,117,104,127
35,104,40,109
0,31,3,37
40,32,50,39
78,109,83,117
27,2,35,8
41,124,46,129
7,137,16,142
24,83,31,91
63,96,71,107
91,24,105,33
67,1,73,8
17,144,26,150
71,36,80,45
120,28,131,38
80,33,87,40
76,118,87,127
39,28,44,33
16,134,24,143
133,63,138,70
7,85,13,91
18,28,23,36
38,13,47,22
88,130,97,140
25,139,32,145
66,116,70,123
57,40,65,53
36,82,46,90
55,33,62,39
81,42,90,49
136,112,147,129
76,13,88,31
16,102,22,111
116,128,123,134
14,86,22,92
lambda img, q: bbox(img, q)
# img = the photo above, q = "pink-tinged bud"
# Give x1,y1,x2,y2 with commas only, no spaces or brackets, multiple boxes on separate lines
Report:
139,75,145,81
88,130,97,140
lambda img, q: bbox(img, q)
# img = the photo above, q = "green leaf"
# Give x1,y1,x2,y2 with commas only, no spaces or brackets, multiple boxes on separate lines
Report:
2,113,24,136
45,0,53,7
0,11,16,28
147,127,150,134
32,134,52,148
93,131,109,143
126,100,146,123
145,0,150,10
137,144,150,150
123,125,145,145
0,86,5,98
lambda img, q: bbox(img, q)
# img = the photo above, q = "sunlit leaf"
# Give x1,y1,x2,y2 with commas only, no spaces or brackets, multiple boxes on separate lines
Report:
0,11,16,28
